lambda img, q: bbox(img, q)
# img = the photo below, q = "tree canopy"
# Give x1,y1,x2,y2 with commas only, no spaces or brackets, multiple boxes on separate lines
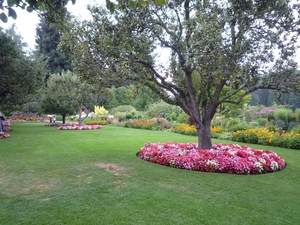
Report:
0,0,166,24
0,26,47,109
0,0,75,24
60,0,300,149
35,13,73,74
44,71,105,125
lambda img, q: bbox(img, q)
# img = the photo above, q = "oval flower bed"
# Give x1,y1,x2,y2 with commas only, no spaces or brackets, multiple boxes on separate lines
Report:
137,142,286,175
58,125,102,130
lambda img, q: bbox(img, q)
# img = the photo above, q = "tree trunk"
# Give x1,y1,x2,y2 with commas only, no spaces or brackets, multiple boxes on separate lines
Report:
78,106,83,126
196,120,212,149
62,114,66,124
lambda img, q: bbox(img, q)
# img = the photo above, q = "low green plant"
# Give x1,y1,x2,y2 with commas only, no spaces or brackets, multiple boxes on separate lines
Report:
176,113,188,123
256,118,267,126
226,122,252,132
274,108,293,127
110,105,136,115
295,108,300,122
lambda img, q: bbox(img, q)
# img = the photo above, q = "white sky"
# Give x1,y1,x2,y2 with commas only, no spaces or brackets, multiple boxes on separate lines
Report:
1,0,103,50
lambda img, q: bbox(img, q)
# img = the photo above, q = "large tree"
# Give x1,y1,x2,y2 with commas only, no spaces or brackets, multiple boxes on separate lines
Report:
61,1,300,149
0,0,166,24
35,13,73,74
0,0,74,24
0,26,47,109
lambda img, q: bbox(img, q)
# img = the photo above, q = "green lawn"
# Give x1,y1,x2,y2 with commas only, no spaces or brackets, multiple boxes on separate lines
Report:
0,123,299,225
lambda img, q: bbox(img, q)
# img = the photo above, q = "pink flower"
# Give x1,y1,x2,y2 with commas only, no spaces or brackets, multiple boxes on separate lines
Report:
137,142,286,175
58,125,102,130
0,132,10,139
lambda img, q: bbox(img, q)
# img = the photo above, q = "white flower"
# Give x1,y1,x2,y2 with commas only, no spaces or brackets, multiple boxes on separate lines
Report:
270,161,279,170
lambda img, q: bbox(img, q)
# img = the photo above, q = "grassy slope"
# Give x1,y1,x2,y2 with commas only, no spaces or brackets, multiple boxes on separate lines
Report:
0,123,299,225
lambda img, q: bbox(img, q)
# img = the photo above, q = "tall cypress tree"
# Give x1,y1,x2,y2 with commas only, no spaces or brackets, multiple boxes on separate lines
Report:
35,13,73,74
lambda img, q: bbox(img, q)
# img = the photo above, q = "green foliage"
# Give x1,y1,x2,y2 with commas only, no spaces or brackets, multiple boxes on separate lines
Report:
60,0,300,149
295,109,300,122
177,113,188,124
242,105,263,123
110,105,136,116
114,86,133,106
125,113,133,120
228,118,242,127
84,118,108,125
146,100,183,118
165,112,178,122
0,0,73,24
227,122,252,132
212,114,227,127
44,71,104,125
274,108,293,127
291,126,300,134
36,14,73,74
55,115,62,121
0,26,47,109
256,118,267,127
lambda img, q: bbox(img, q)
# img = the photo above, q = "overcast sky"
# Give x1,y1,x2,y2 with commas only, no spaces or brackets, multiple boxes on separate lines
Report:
1,0,102,50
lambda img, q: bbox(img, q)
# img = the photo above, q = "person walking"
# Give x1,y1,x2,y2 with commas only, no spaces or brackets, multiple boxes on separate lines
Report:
0,112,6,132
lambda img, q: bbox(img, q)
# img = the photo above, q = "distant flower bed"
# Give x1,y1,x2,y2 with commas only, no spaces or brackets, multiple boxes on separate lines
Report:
2,120,11,126
85,119,108,125
125,120,154,130
0,132,10,139
45,122,78,127
232,128,300,150
58,125,102,130
172,124,222,136
137,142,286,175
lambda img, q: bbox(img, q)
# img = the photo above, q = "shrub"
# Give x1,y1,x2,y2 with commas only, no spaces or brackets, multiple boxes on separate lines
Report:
177,113,188,123
212,115,227,127
232,128,274,145
55,115,63,121
146,100,183,118
172,124,197,136
291,125,300,134
288,121,299,131
85,119,108,125
213,131,233,140
125,120,153,130
93,106,109,118
256,118,267,127
227,122,252,132
152,117,173,130
125,113,133,120
110,105,136,115
249,122,259,127
165,112,178,122
295,108,300,122
273,119,286,130
211,127,223,138
255,107,276,119
228,118,242,127
274,108,293,127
